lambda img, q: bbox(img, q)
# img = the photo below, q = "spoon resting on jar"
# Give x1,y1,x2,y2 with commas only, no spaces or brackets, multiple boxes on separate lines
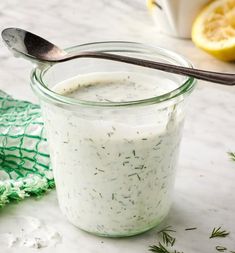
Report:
1,27,235,86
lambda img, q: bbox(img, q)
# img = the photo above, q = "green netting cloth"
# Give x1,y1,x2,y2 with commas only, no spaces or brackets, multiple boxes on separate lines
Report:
0,90,54,207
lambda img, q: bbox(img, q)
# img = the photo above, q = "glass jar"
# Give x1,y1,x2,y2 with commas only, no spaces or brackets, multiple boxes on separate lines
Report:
30,42,196,237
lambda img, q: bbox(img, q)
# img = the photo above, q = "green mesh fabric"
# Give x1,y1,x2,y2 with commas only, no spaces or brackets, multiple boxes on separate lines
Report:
0,90,54,207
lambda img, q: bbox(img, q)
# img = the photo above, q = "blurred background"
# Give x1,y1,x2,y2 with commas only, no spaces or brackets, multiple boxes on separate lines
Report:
0,0,233,101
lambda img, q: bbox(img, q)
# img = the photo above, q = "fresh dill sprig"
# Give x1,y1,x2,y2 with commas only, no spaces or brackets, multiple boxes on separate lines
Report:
158,226,176,247
149,243,170,253
228,152,235,162
149,242,182,253
216,246,227,252
210,227,230,239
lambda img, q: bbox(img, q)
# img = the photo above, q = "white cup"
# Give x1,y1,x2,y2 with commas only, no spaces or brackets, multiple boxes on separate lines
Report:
148,0,210,38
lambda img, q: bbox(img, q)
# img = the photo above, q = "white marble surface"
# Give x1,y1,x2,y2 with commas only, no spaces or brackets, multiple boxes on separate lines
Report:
0,1,235,252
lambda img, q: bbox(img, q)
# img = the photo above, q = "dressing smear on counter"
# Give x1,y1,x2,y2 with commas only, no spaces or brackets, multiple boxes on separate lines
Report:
46,72,184,236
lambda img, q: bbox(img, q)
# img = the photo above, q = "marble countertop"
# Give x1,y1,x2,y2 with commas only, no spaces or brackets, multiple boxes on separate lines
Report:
0,0,235,252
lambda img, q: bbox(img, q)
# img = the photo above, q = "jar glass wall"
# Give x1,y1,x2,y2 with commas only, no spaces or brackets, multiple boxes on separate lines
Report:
30,42,196,237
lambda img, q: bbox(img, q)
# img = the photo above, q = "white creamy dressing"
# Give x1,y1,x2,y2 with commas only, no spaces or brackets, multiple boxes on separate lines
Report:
43,72,184,236
53,72,177,102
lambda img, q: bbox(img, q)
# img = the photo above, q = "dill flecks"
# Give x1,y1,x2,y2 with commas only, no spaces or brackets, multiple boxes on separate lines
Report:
216,246,227,252
228,152,235,162
158,226,176,247
210,227,230,239
185,227,197,231
128,173,141,181
149,243,182,253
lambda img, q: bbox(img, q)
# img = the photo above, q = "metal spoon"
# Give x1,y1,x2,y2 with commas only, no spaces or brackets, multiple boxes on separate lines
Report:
2,27,235,86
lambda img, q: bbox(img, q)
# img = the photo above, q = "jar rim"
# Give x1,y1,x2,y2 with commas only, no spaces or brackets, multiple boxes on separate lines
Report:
30,41,196,107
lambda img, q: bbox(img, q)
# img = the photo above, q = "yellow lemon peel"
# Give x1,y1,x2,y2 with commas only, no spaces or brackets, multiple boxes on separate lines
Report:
192,0,235,61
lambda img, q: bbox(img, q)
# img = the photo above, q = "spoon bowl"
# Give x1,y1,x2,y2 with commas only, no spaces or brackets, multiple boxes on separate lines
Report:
2,27,66,62
2,27,235,86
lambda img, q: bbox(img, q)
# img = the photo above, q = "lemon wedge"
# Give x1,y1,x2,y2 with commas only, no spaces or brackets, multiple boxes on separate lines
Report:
192,0,235,61
146,0,156,10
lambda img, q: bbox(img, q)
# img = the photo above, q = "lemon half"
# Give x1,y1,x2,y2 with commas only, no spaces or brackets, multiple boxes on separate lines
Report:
192,0,235,61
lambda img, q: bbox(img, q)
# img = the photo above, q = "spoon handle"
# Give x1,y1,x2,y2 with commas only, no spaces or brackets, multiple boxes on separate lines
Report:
64,52,235,86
